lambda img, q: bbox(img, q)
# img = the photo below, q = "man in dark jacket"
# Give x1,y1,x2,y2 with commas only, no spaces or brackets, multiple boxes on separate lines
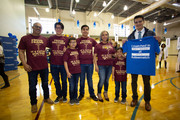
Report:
124,15,160,111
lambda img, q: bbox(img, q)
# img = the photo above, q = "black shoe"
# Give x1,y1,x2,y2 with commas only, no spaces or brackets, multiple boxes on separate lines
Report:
74,99,79,105
54,96,62,104
63,98,67,103
1,84,10,89
90,95,98,101
77,94,84,101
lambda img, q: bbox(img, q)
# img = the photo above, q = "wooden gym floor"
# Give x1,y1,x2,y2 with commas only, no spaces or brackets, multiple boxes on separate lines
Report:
0,56,179,120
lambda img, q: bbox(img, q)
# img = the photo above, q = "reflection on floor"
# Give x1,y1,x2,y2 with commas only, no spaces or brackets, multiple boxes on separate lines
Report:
0,56,180,120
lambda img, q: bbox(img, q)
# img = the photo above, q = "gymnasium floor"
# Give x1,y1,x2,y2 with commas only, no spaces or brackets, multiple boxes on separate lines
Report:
0,56,179,120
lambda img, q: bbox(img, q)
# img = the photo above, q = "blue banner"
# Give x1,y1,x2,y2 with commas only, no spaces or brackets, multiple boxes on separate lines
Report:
0,36,17,71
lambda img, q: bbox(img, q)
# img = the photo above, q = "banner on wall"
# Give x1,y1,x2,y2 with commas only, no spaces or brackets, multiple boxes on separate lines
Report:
177,37,180,50
0,36,17,71
166,38,170,48
115,35,118,42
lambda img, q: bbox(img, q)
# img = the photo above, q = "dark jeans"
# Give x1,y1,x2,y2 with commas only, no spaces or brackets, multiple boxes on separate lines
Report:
98,65,112,94
79,64,95,96
0,63,9,86
68,73,80,100
28,68,49,105
131,74,151,102
50,64,67,98
115,81,127,99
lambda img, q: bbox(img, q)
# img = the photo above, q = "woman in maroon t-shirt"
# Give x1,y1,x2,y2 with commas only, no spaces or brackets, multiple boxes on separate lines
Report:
94,31,115,102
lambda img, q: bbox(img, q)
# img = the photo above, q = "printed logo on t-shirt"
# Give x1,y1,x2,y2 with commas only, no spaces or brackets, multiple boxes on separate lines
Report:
70,51,80,66
115,61,126,75
101,45,113,60
31,39,45,57
52,39,65,56
131,44,150,59
80,40,92,55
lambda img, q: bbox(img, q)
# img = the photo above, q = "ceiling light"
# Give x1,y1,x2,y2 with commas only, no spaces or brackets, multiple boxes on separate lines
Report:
124,5,128,11
103,1,107,7
76,0,80,3
33,7,40,16
72,10,76,15
155,0,159,1
153,21,156,24
94,12,97,17
45,8,49,12
111,14,114,19
172,3,180,7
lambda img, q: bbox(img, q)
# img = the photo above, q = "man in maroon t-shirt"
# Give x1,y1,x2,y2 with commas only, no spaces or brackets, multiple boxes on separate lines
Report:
18,22,53,113
47,22,69,103
76,25,98,101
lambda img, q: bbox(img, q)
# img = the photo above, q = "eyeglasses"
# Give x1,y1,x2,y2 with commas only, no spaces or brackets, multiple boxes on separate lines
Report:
34,25,42,29
134,20,143,24
55,27,62,30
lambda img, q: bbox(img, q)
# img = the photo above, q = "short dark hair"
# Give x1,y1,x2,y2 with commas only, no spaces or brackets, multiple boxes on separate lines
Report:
161,43,166,48
69,37,76,43
54,22,64,30
116,47,123,52
134,15,144,22
81,25,89,30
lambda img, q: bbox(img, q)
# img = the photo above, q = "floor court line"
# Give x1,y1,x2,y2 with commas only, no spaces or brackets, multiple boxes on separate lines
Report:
0,72,26,87
131,76,180,120
35,78,53,120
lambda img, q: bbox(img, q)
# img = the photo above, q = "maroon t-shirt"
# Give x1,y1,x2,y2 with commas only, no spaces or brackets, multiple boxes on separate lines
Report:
63,48,81,74
48,35,69,65
113,57,127,81
77,37,97,64
94,42,115,66
18,34,48,71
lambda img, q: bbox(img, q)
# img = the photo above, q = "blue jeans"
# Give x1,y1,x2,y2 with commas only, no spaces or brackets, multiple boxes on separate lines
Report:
50,64,67,98
28,68,49,105
79,64,95,96
98,65,112,94
68,73,80,100
115,81,127,99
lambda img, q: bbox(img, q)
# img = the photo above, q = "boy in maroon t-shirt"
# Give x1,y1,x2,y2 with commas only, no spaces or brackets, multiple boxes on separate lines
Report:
63,37,81,105
112,48,127,104
77,25,98,101
48,22,69,103
18,22,53,113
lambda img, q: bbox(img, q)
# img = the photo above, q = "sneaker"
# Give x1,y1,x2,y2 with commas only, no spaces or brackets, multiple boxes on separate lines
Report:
90,95,98,101
54,97,62,104
114,97,119,103
70,100,74,105
44,98,54,104
31,104,37,113
121,99,126,104
63,98,67,103
74,99,79,105
77,94,84,101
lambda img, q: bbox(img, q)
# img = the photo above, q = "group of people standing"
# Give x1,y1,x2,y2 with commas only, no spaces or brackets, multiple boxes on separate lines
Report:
17,15,161,113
